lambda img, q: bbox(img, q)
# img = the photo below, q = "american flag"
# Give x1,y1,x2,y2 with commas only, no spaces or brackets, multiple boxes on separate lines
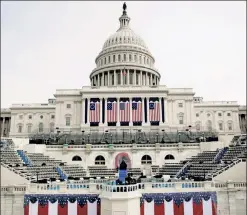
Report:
119,101,130,122
90,102,100,123
107,101,117,122
149,101,160,122
132,101,142,122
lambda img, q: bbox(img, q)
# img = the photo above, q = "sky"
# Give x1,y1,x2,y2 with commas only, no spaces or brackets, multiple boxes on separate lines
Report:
1,1,246,108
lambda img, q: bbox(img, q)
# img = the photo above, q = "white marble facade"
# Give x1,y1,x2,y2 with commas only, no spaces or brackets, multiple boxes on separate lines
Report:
3,6,243,139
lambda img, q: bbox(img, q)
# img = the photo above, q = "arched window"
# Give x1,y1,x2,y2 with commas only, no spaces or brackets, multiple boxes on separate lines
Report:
218,121,223,131
141,155,152,164
95,155,105,165
50,123,55,133
123,54,126,61
41,163,46,166
108,56,111,63
227,121,233,131
206,120,212,131
165,154,175,160
27,124,32,133
139,56,142,64
178,113,184,125
118,55,121,62
134,55,137,62
72,155,82,161
195,121,201,131
104,58,106,64
129,54,132,61
113,55,115,62
17,124,23,133
38,123,44,133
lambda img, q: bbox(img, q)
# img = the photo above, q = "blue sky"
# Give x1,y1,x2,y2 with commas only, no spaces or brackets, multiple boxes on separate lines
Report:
1,1,246,107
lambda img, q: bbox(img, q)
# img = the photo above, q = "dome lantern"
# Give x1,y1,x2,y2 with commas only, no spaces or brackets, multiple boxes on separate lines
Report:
118,2,130,29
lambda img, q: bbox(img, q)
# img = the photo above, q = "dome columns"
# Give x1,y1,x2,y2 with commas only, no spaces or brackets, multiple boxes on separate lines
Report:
90,68,160,87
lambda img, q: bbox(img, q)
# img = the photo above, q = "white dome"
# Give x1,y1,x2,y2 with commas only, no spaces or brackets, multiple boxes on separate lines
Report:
102,27,149,51
101,10,149,52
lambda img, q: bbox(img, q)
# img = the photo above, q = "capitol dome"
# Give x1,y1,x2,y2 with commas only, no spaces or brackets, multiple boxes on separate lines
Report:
90,3,160,87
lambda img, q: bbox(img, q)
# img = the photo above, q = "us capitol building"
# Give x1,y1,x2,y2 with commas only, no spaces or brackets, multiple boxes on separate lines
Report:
1,4,246,143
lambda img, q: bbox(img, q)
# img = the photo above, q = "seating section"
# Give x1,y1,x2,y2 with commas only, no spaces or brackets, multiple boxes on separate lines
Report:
88,166,116,177
222,146,247,163
61,165,87,178
158,163,184,176
1,138,246,181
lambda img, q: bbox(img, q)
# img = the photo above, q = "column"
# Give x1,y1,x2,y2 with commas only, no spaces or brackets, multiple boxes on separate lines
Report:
164,99,168,123
140,71,143,85
88,99,91,125
147,97,150,124
108,71,110,86
82,99,85,124
105,98,108,125
142,97,145,124
129,98,133,126
134,70,136,85
116,98,120,126
1,117,5,136
121,69,123,85
97,74,100,86
159,97,162,124
114,70,117,86
127,69,130,85
146,73,149,86
101,74,104,86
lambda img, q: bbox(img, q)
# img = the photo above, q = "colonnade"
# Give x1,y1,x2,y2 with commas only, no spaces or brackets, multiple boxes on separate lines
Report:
81,97,168,126
91,69,160,87
0,117,11,137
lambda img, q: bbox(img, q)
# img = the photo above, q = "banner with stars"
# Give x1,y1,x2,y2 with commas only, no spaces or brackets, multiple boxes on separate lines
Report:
140,192,217,215
24,194,100,215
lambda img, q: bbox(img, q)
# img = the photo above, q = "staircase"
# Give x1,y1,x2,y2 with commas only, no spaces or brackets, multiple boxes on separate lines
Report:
175,161,190,178
17,150,32,166
56,167,68,180
214,147,228,163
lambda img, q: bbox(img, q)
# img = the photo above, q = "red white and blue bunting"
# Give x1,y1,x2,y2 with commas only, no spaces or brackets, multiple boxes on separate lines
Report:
140,192,217,215
24,194,100,215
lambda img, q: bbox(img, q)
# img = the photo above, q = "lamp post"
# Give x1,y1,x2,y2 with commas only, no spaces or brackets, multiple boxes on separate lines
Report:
156,133,159,143
87,134,90,144
110,134,113,144
162,129,165,143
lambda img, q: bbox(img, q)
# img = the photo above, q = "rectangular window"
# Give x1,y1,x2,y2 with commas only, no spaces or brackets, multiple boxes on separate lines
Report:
51,115,55,119
28,115,32,119
19,115,23,120
228,123,232,130
66,117,71,126
178,103,183,108
219,123,223,131
67,104,71,109
196,113,199,117
18,125,22,133
27,125,32,133
218,113,222,117
227,113,231,117
179,116,184,125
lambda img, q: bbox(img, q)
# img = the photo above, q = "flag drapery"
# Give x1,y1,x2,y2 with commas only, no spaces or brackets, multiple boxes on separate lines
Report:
119,99,130,122
149,99,160,122
90,99,100,123
132,98,142,122
24,194,100,215
107,99,117,122
140,192,217,215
